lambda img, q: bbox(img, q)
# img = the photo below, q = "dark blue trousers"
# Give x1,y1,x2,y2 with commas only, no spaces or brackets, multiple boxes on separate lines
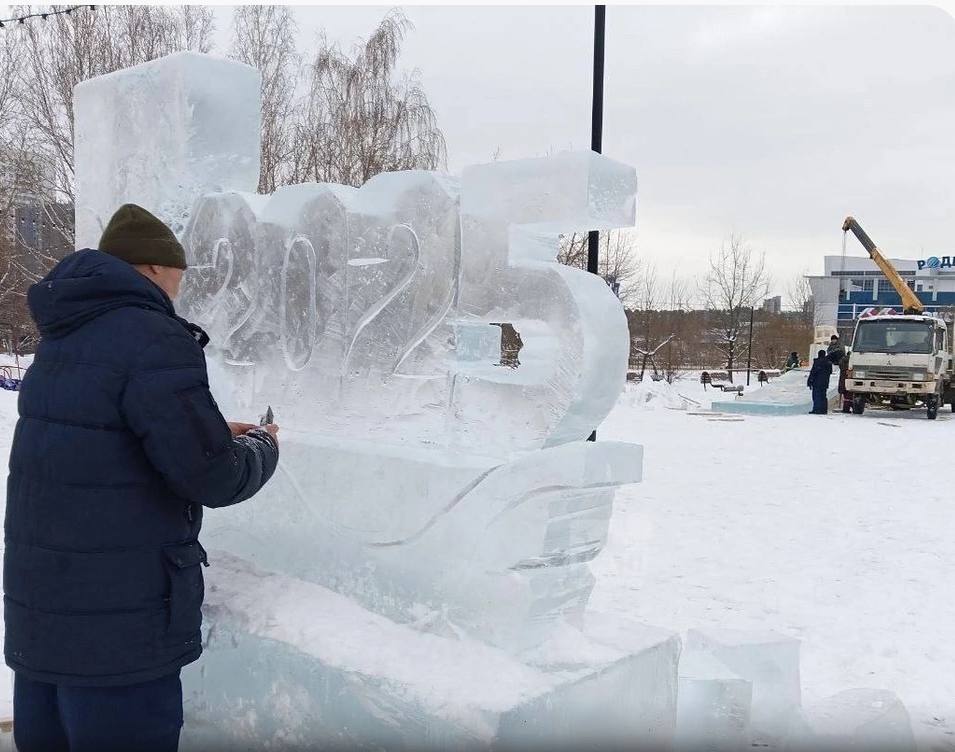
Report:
13,671,182,752
811,385,829,414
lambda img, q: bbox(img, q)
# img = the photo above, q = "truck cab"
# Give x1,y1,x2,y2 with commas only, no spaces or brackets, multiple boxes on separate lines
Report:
847,314,953,419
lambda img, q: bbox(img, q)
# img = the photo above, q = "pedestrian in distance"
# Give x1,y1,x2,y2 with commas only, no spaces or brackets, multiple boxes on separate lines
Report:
807,349,833,414
826,334,845,366
4,204,280,752
784,351,800,371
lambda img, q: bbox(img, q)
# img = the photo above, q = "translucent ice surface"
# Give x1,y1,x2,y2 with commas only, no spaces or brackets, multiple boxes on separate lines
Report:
182,556,680,752
458,153,636,449
175,155,635,456
73,52,260,248
789,689,915,752
712,368,839,416
686,628,801,743
202,437,642,650
676,649,753,751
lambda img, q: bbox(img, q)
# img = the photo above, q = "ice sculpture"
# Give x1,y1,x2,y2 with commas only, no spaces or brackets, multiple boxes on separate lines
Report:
710,367,839,416
168,156,641,649
73,53,668,748
73,53,261,248
72,52,921,750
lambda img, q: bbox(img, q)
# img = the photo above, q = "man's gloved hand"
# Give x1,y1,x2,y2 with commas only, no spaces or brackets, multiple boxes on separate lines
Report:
227,421,280,445
226,421,257,437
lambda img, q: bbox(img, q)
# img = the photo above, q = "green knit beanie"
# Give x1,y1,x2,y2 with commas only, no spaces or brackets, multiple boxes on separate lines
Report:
98,204,187,270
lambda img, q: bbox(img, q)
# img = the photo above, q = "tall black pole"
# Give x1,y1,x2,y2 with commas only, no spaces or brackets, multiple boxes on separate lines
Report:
587,4,606,277
746,306,755,386
587,5,606,443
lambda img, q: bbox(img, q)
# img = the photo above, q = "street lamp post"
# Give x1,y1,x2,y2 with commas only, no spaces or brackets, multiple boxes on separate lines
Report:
588,5,606,442
587,4,606,278
746,305,755,386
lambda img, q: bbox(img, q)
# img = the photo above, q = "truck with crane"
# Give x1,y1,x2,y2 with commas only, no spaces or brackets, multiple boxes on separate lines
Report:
842,216,954,419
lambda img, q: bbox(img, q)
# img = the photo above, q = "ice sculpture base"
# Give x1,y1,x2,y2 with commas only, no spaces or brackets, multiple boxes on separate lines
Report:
711,369,838,416
200,437,642,652
181,554,680,751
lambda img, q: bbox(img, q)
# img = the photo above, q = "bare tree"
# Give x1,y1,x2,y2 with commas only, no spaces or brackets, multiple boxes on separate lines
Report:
0,234,18,313
0,6,212,346
665,271,692,312
230,6,299,194
658,272,696,382
754,310,812,371
632,334,676,381
557,229,641,304
633,258,658,311
627,269,699,383
600,230,640,303
0,28,19,146
289,10,446,186
179,5,215,53
786,271,815,328
0,29,38,326
630,261,658,364
700,234,770,382
0,28,30,221
13,4,215,206
557,232,588,270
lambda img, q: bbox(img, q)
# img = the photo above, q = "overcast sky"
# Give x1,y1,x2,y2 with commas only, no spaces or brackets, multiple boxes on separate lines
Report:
217,5,950,297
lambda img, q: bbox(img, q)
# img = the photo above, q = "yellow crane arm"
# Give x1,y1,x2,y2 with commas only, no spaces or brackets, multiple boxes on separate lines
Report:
842,216,924,315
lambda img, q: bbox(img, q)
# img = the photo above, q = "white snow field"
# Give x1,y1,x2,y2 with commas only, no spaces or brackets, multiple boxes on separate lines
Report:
591,376,955,750
1,378,952,749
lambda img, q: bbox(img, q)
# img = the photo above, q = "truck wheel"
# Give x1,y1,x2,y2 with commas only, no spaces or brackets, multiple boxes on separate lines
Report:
927,396,939,420
852,395,865,415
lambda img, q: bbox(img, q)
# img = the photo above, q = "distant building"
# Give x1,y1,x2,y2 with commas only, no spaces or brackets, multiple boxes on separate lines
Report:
807,253,955,332
1,199,74,353
13,200,74,277
761,295,782,314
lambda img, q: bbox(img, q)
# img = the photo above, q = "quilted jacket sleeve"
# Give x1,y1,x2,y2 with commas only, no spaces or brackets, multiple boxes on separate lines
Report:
121,326,279,508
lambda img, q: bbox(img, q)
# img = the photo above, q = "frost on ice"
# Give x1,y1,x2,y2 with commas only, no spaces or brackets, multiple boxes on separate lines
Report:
74,53,261,247
72,52,916,749
169,158,644,656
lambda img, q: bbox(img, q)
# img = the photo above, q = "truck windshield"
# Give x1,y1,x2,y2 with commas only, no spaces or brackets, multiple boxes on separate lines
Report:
853,320,935,354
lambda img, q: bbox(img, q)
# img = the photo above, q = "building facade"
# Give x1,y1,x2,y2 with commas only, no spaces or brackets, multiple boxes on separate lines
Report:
762,295,782,314
1,199,74,353
13,200,74,274
808,254,955,333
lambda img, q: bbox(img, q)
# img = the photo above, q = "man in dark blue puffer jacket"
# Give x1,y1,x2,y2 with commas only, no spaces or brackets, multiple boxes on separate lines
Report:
4,204,279,752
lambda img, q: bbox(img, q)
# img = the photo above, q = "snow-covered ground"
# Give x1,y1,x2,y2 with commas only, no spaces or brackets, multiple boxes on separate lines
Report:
0,373,951,749
592,376,955,750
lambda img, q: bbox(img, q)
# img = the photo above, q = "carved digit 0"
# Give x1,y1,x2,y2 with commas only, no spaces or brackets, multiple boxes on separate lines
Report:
280,234,319,371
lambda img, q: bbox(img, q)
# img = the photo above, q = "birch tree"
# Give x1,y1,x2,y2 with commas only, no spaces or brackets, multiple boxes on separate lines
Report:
289,10,446,186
